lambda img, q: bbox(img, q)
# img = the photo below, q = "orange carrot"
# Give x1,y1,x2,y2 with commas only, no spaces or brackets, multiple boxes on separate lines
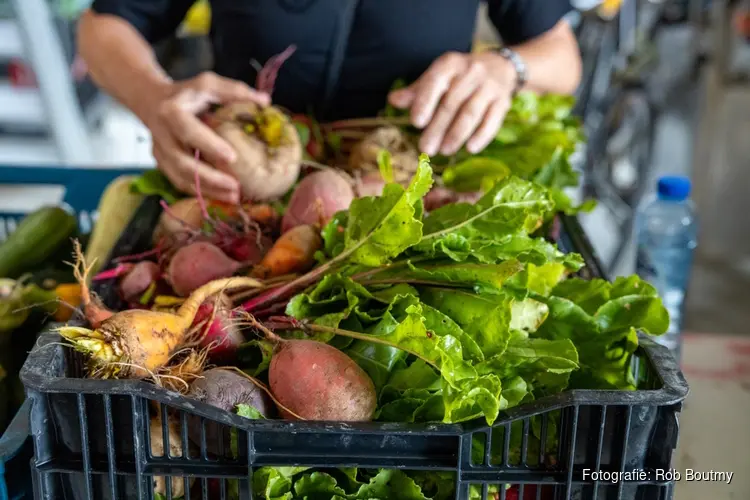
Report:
253,225,321,279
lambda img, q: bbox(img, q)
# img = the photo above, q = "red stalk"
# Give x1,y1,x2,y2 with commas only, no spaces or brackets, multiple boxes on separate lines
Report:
92,263,134,281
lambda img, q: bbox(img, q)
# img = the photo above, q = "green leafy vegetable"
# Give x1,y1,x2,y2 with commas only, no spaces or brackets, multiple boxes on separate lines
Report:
243,149,667,498
129,170,181,204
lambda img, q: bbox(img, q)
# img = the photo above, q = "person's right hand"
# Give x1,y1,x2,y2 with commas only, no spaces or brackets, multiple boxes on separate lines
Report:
142,72,270,203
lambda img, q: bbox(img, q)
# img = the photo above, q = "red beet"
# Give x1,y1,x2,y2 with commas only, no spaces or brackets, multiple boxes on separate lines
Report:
281,170,355,233
167,242,242,296
220,231,273,264
118,261,160,301
192,294,243,363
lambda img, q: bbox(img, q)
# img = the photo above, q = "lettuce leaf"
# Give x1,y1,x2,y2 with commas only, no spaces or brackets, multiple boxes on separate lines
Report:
534,276,669,390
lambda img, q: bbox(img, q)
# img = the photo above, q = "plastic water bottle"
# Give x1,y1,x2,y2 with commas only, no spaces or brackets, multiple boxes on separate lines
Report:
635,176,698,362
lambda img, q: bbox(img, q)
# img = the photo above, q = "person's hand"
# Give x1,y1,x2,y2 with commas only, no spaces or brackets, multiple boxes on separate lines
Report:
142,72,270,203
388,51,516,157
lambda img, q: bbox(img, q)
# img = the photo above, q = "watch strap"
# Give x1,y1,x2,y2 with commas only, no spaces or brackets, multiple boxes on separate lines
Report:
497,47,527,94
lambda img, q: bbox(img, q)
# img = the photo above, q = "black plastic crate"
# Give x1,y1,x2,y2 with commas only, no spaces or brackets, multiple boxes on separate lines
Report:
20,198,688,500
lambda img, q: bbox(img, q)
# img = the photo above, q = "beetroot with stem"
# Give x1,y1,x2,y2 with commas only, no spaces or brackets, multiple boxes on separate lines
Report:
192,294,244,363
245,316,377,422
167,242,242,297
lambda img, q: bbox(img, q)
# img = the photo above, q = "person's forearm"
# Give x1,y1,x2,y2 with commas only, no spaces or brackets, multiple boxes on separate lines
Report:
510,20,582,95
77,10,174,122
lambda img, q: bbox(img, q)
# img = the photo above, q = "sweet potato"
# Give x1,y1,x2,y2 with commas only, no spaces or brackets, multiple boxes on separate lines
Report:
167,242,241,297
206,102,302,201
253,225,321,279
269,339,376,421
281,170,354,233
187,368,274,455
119,261,160,301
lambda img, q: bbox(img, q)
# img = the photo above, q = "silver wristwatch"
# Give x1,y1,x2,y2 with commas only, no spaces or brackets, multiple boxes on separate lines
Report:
497,47,527,94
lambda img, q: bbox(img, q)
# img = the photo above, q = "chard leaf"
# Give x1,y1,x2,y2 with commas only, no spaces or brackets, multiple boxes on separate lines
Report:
294,472,348,498
413,177,553,259
535,276,668,389
340,156,432,266
252,467,310,500
367,259,524,294
468,235,583,268
509,298,549,333
441,157,511,192
353,469,428,499
419,287,513,359
442,374,503,423
421,304,484,363
345,341,407,392
236,404,265,420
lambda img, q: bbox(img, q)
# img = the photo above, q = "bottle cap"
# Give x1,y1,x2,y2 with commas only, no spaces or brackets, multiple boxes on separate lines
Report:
657,176,691,201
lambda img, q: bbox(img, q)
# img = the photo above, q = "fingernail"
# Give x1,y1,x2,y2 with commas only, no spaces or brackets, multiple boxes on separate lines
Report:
223,149,236,163
421,138,438,157
466,139,484,154
389,89,412,108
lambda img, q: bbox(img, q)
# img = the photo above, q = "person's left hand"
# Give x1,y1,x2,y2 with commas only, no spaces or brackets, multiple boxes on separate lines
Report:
388,51,517,157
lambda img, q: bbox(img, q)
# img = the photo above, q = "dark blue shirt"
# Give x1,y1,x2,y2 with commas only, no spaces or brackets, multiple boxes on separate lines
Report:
92,0,571,120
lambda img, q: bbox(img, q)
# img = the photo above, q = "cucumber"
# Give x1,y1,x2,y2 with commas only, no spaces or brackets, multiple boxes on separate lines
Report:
0,206,78,279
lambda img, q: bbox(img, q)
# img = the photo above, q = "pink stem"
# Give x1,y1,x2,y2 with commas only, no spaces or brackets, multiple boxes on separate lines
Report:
92,263,134,281
193,155,211,222
256,45,297,95
241,259,334,312
191,153,239,238
113,246,162,263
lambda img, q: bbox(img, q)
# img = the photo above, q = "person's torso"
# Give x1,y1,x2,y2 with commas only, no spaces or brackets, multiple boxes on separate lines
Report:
209,0,482,120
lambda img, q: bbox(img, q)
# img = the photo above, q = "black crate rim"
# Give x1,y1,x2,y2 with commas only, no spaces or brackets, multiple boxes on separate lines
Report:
21,331,688,436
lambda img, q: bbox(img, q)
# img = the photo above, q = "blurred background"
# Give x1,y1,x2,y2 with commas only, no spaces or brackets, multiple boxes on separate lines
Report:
0,0,749,497
0,0,744,331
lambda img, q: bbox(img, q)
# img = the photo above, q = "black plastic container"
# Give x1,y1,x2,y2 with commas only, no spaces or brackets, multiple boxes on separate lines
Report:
20,198,689,500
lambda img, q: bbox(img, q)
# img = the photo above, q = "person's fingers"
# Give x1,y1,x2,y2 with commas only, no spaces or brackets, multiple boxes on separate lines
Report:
160,91,237,166
409,52,464,129
419,63,484,156
155,136,241,203
466,98,510,154
439,83,496,156
190,71,271,105
388,87,415,109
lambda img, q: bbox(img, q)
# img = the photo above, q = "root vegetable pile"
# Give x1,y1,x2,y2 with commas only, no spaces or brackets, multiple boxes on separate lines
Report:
59,91,666,500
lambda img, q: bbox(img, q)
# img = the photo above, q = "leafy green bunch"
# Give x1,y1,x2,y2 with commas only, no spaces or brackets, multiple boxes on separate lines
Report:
435,92,592,215
242,155,667,428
